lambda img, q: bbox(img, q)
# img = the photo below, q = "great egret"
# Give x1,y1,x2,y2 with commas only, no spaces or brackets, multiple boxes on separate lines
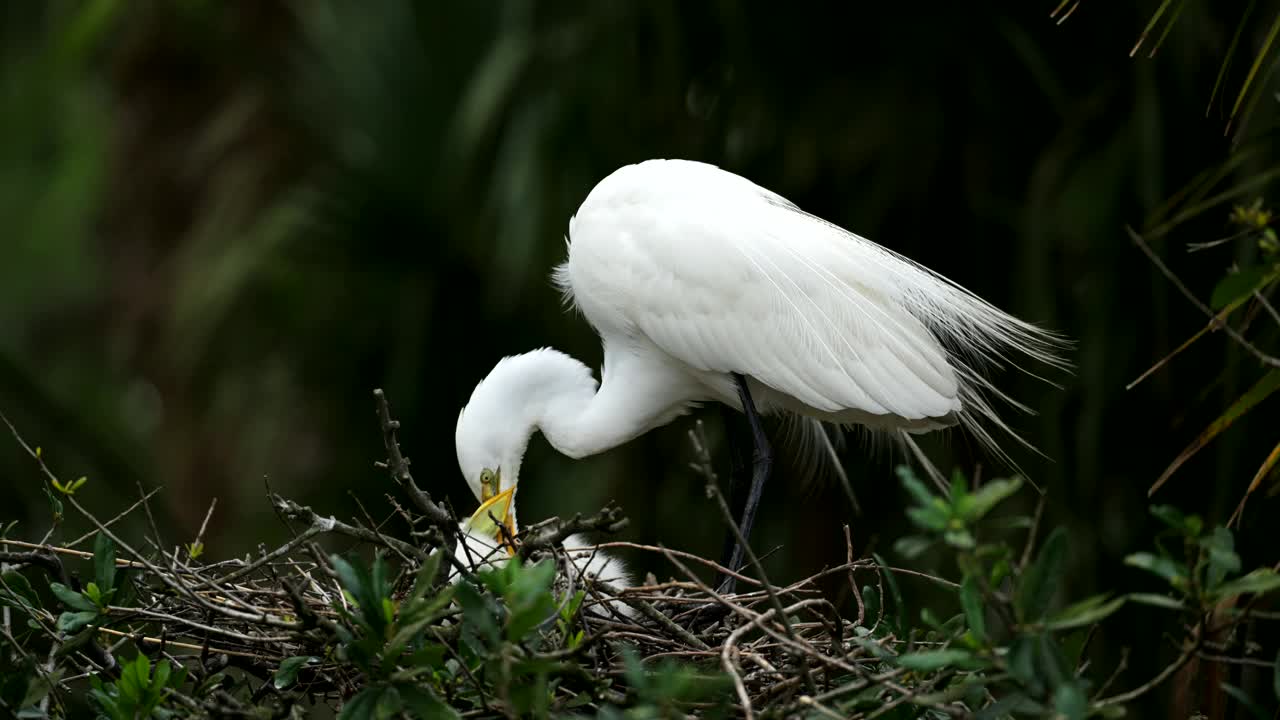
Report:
456,158,1066,590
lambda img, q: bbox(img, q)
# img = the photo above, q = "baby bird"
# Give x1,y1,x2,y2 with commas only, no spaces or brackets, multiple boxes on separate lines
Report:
443,489,636,619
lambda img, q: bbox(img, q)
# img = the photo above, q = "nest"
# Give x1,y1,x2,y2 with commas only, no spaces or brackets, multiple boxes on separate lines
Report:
0,393,954,719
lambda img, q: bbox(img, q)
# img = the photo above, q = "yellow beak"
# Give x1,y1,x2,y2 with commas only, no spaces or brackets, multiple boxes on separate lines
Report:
464,486,517,556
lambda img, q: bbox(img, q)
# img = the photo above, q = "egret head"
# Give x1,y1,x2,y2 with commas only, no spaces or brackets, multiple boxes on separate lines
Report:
454,401,526,534
456,349,601,533
462,485,517,557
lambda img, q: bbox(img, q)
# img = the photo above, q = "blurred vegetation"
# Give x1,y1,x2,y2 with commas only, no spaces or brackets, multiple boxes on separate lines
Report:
2,0,1280,716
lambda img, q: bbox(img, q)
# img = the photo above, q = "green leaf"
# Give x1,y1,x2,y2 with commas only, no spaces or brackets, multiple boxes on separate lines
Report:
1211,265,1274,309
93,532,117,594
1,571,40,610
1053,682,1088,720
907,505,949,532
1044,594,1126,632
337,686,383,720
1213,568,1280,599
960,574,985,642
896,465,935,507
1151,368,1280,496
507,594,556,643
1220,681,1270,720
152,659,171,693
48,582,97,612
1126,592,1186,610
396,684,460,720
56,610,98,633
893,535,933,559
896,649,981,672
1124,552,1186,587
331,552,391,634
861,585,880,627
406,552,443,604
944,529,976,549
1150,504,1202,536
273,656,318,689
959,476,1023,523
407,644,447,670
1016,527,1069,622
120,653,150,702
1201,527,1241,589
82,582,102,607
949,470,969,502
873,553,905,631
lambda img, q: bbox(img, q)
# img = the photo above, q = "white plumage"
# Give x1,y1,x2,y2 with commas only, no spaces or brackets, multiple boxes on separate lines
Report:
455,159,1066,563
444,523,637,619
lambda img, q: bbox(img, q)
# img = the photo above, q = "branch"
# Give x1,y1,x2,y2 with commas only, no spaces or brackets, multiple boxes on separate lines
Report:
516,502,630,557
687,420,819,696
271,495,426,562
372,389,451,526
1128,226,1280,368
0,550,68,585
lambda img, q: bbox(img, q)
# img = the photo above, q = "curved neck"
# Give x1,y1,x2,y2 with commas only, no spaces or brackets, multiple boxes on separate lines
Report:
526,346,701,460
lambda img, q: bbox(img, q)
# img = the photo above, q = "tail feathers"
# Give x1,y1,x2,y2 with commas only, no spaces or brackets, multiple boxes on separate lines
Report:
898,431,948,492
777,415,861,515
776,416,964,508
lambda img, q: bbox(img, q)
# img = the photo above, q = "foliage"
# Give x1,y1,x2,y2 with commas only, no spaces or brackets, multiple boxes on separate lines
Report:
1,428,1277,717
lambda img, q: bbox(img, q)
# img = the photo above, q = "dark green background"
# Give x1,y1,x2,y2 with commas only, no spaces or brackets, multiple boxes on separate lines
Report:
2,1,1276,713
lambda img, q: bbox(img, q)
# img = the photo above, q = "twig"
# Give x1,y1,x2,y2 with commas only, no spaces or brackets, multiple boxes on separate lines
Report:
1127,226,1280,368
190,497,218,557
371,389,451,525
63,487,164,550
689,421,819,697
271,495,425,562
0,550,68,584
517,503,629,557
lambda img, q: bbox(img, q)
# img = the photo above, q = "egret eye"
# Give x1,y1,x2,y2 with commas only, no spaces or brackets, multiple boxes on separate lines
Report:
479,468,496,500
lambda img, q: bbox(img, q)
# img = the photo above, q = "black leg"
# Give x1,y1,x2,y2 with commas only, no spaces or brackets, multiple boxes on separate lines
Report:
717,405,751,572
717,373,773,595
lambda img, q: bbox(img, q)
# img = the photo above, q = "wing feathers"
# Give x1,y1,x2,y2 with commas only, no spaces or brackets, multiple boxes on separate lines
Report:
561,159,1069,464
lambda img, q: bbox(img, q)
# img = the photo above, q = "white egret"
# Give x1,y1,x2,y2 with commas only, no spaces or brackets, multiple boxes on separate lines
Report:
455,159,1067,590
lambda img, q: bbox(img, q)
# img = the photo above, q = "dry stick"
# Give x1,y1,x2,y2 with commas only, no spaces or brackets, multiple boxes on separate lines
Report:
0,538,149,569
349,493,415,566
101,599,294,644
844,526,866,627
0,550,68,582
272,496,424,562
60,492,304,630
371,389,451,525
516,503,630,557
796,695,848,720
96,626,268,660
1094,635,1202,708
371,389,462,589
1127,226,1280,368
588,541,763,587
218,522,329,584
688,422,819,697
165,549,274,617
63,487,164,550
189,496,218,556
658,550,865,686
596,578,710,651
1254,286,1280,328
722,598,839,720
